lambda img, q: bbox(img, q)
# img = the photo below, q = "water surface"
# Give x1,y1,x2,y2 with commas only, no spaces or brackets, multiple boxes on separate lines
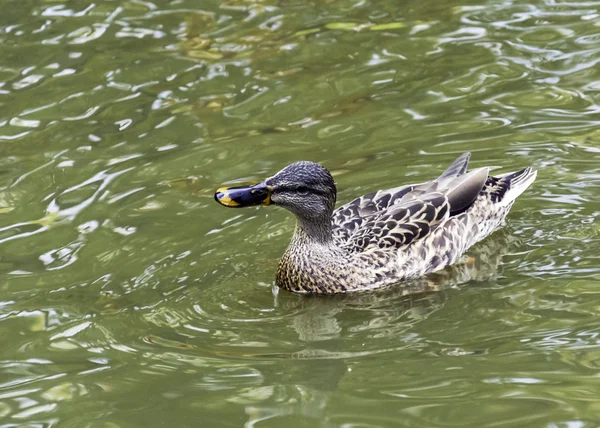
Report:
1,0,600,426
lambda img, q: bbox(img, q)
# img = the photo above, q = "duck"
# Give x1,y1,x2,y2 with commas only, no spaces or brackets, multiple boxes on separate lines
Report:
214,153,536,294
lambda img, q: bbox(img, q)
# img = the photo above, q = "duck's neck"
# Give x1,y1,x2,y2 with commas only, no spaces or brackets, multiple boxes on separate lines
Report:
278,214,353,293
290,215,335,247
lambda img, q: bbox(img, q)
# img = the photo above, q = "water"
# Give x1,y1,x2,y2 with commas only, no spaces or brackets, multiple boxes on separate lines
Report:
1,0,600,426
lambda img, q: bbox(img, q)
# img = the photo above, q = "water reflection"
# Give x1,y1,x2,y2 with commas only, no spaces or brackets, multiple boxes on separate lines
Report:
1,0,600,425
239,231,517,426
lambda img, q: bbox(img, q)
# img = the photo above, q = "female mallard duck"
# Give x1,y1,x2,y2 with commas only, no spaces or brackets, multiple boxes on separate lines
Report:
214,153,536,294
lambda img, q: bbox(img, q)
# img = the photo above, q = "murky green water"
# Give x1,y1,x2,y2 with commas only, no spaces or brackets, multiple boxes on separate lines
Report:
1,0,600,426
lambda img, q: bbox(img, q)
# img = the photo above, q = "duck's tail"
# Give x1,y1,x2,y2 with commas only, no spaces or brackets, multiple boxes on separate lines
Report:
495,167,537,206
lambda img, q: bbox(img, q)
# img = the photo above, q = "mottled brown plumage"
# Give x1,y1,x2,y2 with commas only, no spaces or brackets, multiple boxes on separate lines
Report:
215,153,536,294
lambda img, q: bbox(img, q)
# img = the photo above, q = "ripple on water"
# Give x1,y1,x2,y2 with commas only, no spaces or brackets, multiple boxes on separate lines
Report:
1,0,600,426
491,86,592,110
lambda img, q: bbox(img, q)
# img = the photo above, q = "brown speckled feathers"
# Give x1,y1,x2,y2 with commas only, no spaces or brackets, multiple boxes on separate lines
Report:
215,152,536,294
279,153,536,293
331,153,489,251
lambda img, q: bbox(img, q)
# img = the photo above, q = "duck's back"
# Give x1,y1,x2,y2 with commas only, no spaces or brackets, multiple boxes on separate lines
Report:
331,153,536,279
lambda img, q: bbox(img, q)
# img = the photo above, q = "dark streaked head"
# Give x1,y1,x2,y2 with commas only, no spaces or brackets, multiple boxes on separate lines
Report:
214,161,337,221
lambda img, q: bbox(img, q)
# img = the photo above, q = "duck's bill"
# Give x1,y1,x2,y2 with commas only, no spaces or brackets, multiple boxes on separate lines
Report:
214,184,272,208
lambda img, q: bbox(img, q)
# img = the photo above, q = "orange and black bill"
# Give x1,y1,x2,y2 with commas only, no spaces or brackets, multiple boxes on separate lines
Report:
214,184,272,208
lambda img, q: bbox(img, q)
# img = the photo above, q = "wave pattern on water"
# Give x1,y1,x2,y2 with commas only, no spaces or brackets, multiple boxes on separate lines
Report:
1,0,600,426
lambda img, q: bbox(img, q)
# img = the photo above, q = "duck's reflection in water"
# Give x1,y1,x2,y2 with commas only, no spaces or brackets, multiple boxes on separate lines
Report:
244,230,517,427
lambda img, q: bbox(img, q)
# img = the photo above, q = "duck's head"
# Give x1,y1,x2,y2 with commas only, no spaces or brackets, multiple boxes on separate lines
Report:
214,161,337,221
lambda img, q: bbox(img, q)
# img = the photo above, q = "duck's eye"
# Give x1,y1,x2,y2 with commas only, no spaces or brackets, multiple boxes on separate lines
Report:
297,186,309,195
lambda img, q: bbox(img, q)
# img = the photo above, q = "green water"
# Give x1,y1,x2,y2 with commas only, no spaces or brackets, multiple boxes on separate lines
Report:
1,0,600,426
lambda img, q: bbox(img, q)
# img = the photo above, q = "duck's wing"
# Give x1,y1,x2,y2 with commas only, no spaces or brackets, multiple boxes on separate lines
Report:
332,153,472,234
332,153,489,249
338,192,449,252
